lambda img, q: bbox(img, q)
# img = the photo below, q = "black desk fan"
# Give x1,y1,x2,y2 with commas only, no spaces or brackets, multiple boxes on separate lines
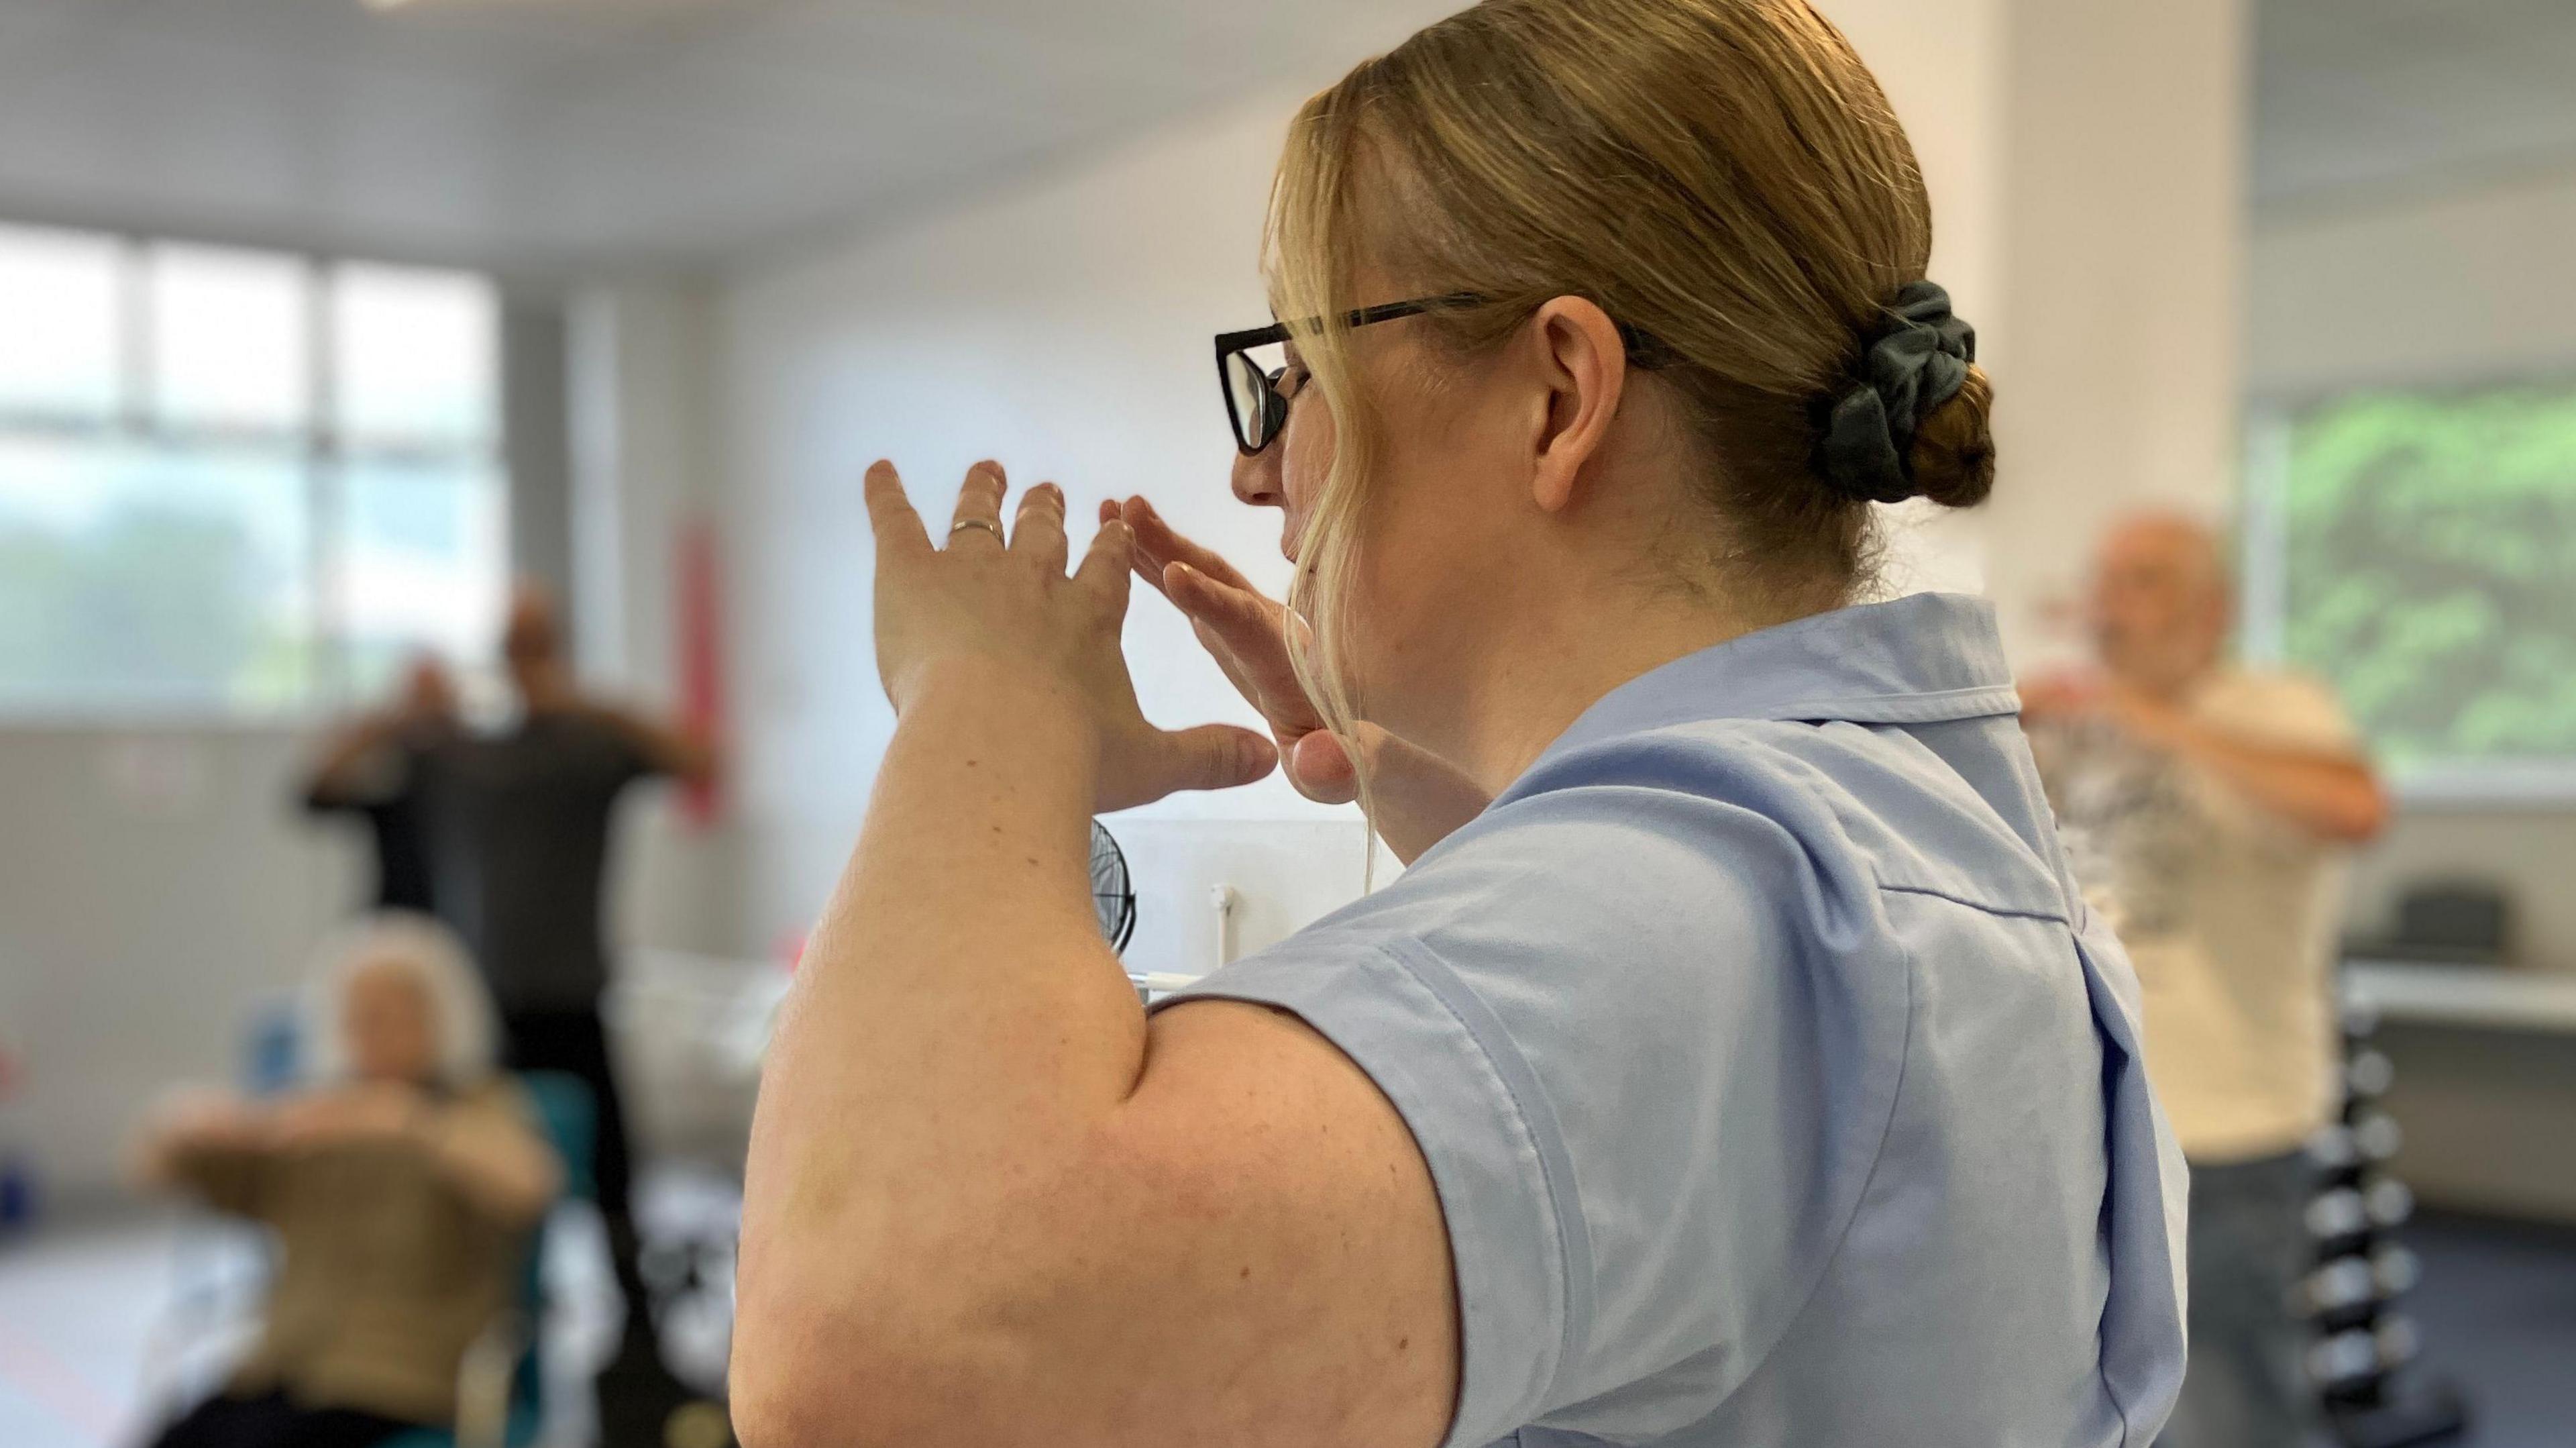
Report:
1091,821,1138,955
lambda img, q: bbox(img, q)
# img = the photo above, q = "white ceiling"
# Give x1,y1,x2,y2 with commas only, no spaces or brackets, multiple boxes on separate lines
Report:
2256,0,2576,213
9,0,2564,270
0,0,1445,276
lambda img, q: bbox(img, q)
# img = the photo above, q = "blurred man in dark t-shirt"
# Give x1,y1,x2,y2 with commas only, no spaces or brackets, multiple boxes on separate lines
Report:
416,583,718,1446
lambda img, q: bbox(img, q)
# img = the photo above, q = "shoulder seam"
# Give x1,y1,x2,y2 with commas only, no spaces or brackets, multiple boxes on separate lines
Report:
1877,880,2071,925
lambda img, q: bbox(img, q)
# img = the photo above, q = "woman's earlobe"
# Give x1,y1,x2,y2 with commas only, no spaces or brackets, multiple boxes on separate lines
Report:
1527,299,1627,515
1530,423,1582,513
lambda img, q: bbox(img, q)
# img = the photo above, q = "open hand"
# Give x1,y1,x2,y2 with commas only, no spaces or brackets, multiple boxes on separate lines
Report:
867,461,1277,814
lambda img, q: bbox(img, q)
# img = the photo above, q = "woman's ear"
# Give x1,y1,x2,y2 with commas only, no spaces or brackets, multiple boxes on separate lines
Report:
1526,297,1629,515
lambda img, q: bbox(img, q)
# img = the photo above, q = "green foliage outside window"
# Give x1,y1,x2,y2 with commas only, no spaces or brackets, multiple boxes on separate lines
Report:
2284,386,2576,767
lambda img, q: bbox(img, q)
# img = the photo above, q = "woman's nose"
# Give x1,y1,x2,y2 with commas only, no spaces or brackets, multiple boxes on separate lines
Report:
1231,444,1285,509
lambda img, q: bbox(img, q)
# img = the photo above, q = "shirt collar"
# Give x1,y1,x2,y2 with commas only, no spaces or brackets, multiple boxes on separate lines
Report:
1536,592,2021,764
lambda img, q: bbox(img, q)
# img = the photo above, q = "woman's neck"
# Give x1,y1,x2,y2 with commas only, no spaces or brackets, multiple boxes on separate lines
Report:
1415,580,1770,798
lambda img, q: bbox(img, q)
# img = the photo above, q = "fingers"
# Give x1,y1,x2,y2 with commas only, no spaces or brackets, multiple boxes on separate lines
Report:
863,460,931,557
947,460,1008,548
1119,495,1257,593
1012,481,1069,574
1168,562,1303,698
1075,515,1136,613
1165,560,1276,639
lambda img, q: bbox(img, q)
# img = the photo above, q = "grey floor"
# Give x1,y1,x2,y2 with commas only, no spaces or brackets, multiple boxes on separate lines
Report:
2,1199,2568,1448
2392,1213,2576,1448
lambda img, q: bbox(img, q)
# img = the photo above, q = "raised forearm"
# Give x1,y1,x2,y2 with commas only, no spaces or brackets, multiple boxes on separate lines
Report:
2145,713,2387,841
301,714,398,805
421,1106,561,1225
589,702,721,786
738,663,1152,1415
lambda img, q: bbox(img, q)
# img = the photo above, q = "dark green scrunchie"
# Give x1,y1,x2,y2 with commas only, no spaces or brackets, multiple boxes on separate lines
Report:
1817,280,1978,505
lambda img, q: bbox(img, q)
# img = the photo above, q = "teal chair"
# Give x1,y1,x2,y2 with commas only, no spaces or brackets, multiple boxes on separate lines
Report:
384,1070,596,1448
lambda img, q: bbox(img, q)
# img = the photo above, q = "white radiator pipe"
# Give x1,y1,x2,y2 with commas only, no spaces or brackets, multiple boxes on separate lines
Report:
1210,882,1242,969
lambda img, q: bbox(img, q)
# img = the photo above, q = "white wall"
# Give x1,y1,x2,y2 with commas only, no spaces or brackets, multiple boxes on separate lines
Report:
1978,0,2249,666
0,727,352,1202
2251,170,2576,399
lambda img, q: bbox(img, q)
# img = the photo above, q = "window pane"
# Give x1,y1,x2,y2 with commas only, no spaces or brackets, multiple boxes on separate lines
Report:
331,264,496,445
334,457,507,699
2285,386,2576,767
147,243,311,432
0,437,311,709
0,225,122,418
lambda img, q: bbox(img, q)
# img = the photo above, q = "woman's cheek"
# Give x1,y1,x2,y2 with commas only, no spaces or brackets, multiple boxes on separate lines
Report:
1284,391,1336,506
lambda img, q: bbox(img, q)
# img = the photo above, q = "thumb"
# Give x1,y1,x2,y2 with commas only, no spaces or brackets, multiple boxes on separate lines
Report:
1288,729,1360,802
1157,724,1280,796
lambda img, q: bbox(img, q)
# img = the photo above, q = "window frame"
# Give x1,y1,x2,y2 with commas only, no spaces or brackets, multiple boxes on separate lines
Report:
0,225,506,724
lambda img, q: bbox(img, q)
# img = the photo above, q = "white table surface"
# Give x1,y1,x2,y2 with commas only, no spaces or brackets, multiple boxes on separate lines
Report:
2343,958,2576,1035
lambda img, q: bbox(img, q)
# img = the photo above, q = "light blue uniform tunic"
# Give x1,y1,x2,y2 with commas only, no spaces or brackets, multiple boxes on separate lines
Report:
1161,593,2188,1447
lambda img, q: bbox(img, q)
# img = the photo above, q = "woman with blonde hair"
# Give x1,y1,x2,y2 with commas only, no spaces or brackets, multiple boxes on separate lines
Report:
136,914,560,1448
735,3,2186,1445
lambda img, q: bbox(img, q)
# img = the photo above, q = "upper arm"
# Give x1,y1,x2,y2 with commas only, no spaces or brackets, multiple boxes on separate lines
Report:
1084,998,1460,1447
598,706,718,788
753,997,1460,1448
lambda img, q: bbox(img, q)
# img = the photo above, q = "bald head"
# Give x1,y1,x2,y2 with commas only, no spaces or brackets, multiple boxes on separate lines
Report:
501,580,566,696
398,653,458,719
2089,512,2230,694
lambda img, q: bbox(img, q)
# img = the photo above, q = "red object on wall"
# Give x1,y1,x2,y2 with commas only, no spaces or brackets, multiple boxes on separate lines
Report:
676,517,729,828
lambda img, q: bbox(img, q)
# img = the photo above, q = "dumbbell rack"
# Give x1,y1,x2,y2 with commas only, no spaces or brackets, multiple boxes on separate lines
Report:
2302,999,2468,1448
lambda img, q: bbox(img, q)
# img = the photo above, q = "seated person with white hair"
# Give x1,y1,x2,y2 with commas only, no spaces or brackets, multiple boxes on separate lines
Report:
134,914,563,1448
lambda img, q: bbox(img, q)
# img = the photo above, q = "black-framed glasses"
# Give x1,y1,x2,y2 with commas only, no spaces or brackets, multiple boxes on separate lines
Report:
1214,292,1483,456
1213,291,1676,455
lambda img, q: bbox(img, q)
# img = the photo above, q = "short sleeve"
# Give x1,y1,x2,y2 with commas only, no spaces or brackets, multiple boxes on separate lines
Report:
1157,939,1572,1444
301,746,411,815
2199,671,2365,757
1156,768,1906,1445
589,713,664,788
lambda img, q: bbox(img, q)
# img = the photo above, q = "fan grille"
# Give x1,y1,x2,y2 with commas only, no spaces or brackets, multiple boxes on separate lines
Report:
1089,822,1136,953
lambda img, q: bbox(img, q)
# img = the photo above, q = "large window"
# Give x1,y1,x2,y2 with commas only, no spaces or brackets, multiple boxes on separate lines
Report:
2245,382,2576,793
0,224,506,714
